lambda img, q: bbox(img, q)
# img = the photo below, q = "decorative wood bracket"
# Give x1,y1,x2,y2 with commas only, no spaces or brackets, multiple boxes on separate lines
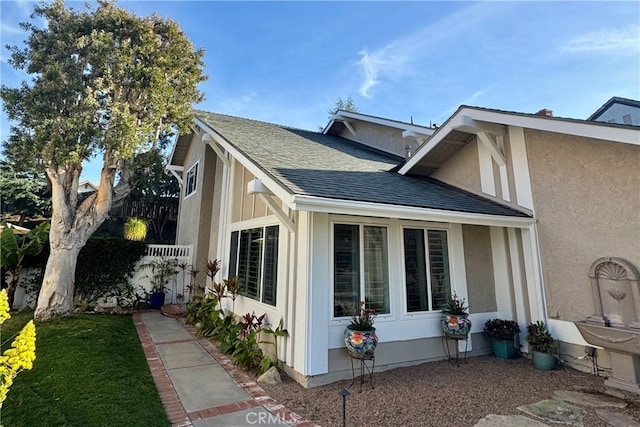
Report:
166,165,184,186
202,134,231,167
247,178,296,233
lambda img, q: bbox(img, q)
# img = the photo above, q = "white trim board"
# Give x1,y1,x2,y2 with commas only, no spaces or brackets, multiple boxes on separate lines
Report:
400,107,640,175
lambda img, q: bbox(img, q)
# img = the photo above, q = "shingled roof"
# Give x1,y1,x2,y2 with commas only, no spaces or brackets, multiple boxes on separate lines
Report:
196,111,529,218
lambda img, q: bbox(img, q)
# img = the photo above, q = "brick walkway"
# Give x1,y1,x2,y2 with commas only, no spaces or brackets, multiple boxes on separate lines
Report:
133,311,319,427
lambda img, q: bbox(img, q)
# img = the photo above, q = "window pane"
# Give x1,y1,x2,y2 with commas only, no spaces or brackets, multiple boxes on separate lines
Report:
238,228,263,300
229,231,239,277
428,230,450,310
363,226,389,314
334,224,360,317
404,228,428,312
262,226,279,306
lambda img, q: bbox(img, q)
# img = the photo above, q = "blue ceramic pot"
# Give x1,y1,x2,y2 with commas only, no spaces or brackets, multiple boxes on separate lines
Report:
344,326,378,359
441,313,472,337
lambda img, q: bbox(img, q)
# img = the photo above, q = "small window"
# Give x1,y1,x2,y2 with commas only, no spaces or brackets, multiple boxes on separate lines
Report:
333,224,390,317
229,225,279,306
185,162,198,198
403,228,451,312
623,114,632,125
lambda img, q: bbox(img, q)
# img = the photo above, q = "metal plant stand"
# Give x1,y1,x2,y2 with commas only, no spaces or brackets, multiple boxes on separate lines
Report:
442,334,469,366
349,353,375,392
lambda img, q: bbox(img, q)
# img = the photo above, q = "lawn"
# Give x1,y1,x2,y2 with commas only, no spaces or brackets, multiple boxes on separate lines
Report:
0,312,169,427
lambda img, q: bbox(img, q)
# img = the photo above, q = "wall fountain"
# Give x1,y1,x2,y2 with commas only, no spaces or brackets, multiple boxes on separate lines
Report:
575,257,640,394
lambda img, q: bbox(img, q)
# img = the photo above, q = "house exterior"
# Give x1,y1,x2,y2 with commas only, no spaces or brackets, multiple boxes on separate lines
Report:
168,104,639,387
588,96,640,126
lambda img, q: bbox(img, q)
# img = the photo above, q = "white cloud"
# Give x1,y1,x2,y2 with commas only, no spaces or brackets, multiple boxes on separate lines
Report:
560,25,640,53
1,22,23,34
436,87,492,122
355,3,514,98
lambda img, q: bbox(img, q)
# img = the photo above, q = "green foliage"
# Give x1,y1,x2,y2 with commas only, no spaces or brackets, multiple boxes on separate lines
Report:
232,329,264,371
443,292,468,315
0,161,50,221
0,314,169,426
140,257,178,294
123,217,148,241
0,222,50,308
261,318,289,365
1,0,207,171
259,355,272,374
218,321,241,354
75,237,146,304
328,96,359,119
349,301,376,331
484,319,521,341
526,321,559,353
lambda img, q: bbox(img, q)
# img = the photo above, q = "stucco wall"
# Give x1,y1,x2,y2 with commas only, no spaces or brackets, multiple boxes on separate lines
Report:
525,129,640,321
463,225,496,313
430,138,482,193
338,121,410,158
176,135,206,273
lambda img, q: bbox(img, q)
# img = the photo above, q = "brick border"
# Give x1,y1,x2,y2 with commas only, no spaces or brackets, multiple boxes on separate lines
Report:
134,312,320,427
178,318,320,427
133,313,192,427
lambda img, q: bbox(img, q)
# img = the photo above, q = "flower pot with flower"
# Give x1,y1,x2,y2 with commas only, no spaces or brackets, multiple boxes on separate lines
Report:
441,292,471,338
344,301,378,359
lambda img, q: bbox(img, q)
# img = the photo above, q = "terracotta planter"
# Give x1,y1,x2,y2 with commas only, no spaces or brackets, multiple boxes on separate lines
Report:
344,326,378,359
441,313,472,338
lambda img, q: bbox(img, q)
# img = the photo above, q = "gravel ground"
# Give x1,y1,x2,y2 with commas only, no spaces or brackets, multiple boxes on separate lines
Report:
261,356,640,427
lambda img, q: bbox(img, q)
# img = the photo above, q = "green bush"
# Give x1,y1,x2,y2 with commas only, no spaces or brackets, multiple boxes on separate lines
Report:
75,237,147,304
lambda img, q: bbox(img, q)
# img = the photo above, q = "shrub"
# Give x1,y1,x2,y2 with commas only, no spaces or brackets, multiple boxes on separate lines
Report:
526,321,558,353
75,237,146,304
484,319,520,341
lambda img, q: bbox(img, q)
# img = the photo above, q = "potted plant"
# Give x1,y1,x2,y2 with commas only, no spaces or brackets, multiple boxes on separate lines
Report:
142,257,178,309
525,321,558,371
484,319,520,359
441,292,471,338
344,301,378,359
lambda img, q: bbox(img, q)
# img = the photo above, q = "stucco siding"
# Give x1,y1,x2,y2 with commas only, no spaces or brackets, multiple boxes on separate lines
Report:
430,138,482,193
338,121,410,158
176,136,205,265
462,225,496,313
525,129,640,321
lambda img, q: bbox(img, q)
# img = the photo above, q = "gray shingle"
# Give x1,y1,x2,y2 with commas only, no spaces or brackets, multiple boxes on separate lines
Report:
196,111,529,218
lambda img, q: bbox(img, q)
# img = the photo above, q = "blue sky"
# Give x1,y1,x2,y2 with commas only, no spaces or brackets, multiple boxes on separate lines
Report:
1,1,639,184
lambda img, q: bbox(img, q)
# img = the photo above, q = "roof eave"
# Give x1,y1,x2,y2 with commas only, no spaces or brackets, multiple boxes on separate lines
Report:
290,194,534,229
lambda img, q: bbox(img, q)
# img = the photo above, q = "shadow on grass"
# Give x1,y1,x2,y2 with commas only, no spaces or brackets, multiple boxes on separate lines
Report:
1,312,169,427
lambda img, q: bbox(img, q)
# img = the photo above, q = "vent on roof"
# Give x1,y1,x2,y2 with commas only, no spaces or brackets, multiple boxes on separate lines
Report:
535,108,553,117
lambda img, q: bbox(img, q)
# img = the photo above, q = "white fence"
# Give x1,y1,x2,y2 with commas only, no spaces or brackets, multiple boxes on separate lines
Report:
10,244,193,308
132,245,193,305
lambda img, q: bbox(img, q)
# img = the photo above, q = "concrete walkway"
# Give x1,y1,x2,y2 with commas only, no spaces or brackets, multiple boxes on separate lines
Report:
133,311,318,427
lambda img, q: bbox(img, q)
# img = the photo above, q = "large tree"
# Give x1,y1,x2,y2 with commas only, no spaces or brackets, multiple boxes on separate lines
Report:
1,0,206,320
0,160,51,223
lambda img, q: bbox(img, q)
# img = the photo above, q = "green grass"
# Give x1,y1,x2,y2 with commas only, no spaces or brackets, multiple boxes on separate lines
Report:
0,313,169,427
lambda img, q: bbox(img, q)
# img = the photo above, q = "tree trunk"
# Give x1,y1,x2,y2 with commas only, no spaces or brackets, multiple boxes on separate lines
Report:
34,158,131,321
34,245,80,320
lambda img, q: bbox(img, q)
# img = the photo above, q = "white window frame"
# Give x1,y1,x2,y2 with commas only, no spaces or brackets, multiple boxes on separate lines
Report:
184,161,199,199
401,225,453,315
228,220,280,307
330,219,391,320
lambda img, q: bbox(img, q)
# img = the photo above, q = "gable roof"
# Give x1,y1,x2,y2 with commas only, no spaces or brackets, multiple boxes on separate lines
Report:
588,96,640,121
323,109,435,139
399,105,640,176
194,111,529,220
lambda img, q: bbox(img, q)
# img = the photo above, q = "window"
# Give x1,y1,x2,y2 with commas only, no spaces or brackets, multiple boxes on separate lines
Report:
333,224,389,317
185,162,198,197
623,114,632,125
229,225,279,306
403,228,451,312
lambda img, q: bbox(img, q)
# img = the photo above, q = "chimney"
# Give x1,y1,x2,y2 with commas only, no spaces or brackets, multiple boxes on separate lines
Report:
535,108,553,117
